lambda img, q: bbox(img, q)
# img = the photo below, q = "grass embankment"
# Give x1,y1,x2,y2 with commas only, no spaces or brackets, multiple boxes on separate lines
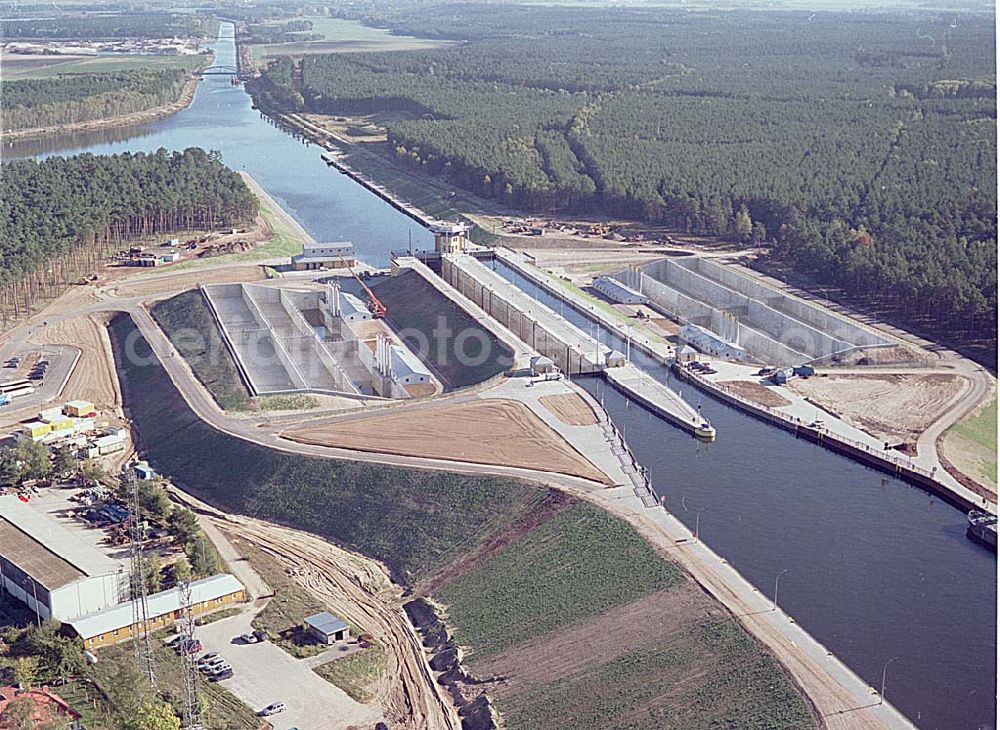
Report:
110,313,545,584
152,290,252,411
373,269,513,389
314,645,386,702
109,312,817,728
436,503,681,658
944,393,998,488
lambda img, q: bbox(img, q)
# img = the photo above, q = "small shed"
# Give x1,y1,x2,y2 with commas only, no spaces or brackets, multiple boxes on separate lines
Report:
605,350,627,368
133,462,156,481
64,400,96,418
304,611,349,645
530,355,556,376
676,345,698,364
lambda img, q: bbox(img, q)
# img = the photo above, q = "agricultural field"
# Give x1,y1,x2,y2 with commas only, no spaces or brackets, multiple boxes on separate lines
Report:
373,269,513,389
151,290,252,411
0,53,208,80
250,18,450,64
109,313,546,584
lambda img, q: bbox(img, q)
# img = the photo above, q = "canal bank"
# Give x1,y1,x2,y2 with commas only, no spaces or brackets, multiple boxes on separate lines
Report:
8,22,996,729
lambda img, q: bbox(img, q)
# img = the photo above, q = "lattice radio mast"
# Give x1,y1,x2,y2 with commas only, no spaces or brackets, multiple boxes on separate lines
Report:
125,466,157,686
178,573,203,729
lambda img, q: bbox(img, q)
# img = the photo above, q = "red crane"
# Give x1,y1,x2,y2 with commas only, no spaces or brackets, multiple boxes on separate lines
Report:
340,256,387,318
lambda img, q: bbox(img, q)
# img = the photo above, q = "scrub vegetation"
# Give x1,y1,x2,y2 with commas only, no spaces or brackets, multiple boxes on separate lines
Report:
257,6,996,359
313,645,386,702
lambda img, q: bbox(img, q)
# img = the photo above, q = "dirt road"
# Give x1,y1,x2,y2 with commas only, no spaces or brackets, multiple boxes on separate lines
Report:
214,517,459,730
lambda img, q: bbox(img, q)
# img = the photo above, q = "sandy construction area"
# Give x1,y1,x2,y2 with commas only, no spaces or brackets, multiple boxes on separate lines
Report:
540,393,598,426
32,314,120,411
284,399,611,484
788,373,963,444
719,380,791,408
110,264,265,299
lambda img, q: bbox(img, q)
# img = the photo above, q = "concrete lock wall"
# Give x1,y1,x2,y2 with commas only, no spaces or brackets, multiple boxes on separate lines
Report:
277,289,359,394
239,285,309,390
684,259,889,348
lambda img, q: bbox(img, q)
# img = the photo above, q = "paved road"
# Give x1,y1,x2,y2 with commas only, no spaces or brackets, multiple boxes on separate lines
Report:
196,609,381,730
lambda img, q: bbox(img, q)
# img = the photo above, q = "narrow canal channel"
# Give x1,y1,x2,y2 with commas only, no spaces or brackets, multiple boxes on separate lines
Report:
9,22,995,729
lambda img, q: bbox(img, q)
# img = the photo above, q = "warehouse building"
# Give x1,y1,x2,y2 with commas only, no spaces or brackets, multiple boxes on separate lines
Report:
68,574,246,650
304,611,350,645
0,496,126,623
592,276,648,305
291,242,356,271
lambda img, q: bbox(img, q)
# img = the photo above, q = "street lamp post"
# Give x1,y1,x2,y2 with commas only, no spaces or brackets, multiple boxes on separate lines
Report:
880,656,901,705
773,569,789,611
694,506,706,542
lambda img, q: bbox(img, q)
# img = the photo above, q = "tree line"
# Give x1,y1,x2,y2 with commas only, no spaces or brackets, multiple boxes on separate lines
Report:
2,69,192,132
257,6,996,351
0,148,258,324
1,12,217,39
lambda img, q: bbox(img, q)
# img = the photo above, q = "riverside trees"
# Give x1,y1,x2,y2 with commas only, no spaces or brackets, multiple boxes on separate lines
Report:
3,69,193,132
257,6,997,351
0,148,257,323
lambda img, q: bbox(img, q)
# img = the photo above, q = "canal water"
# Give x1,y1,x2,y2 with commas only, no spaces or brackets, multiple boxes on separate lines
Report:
4,23,433,264
8,23,996,729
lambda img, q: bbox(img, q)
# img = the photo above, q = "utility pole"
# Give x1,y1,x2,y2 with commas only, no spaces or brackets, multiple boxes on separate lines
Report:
125,466,156,686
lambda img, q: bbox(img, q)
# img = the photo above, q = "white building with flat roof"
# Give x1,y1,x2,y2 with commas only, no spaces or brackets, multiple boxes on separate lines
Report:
291,242,356,271
0,496,126,622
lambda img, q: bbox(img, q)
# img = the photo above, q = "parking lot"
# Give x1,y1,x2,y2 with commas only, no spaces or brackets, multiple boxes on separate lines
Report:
194,608,383,730
0,344,78,415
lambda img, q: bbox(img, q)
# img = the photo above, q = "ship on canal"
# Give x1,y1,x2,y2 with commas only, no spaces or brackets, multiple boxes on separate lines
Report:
967,510,997,550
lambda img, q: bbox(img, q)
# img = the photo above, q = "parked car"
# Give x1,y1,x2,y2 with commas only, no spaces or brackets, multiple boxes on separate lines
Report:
208,670,233,683
37,360,49,367
205,662,232,676
240,629,268,644
177,639,202,656
200,658,227,671
197,652,221,665
258,702,286,717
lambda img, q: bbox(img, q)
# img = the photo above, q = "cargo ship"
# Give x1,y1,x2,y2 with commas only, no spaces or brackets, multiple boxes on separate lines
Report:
966,511,997,551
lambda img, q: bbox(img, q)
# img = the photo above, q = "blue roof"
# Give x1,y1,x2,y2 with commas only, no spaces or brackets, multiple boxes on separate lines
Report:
304,611,349,635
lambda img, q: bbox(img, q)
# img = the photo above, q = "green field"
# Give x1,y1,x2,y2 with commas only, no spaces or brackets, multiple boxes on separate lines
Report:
251,18,449,64
1,53,208,80
436,502,682,658
498,620,816,730
151,290,253,411
945,393,998,486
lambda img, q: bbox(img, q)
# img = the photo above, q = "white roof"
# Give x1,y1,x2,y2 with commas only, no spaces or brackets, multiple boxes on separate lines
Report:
530,355,554,367
65,400,94,409
338,292,369,318
430,222,468,234
0,495,120,579
94,433,125,447
68,574,243,639
390,345,431,379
